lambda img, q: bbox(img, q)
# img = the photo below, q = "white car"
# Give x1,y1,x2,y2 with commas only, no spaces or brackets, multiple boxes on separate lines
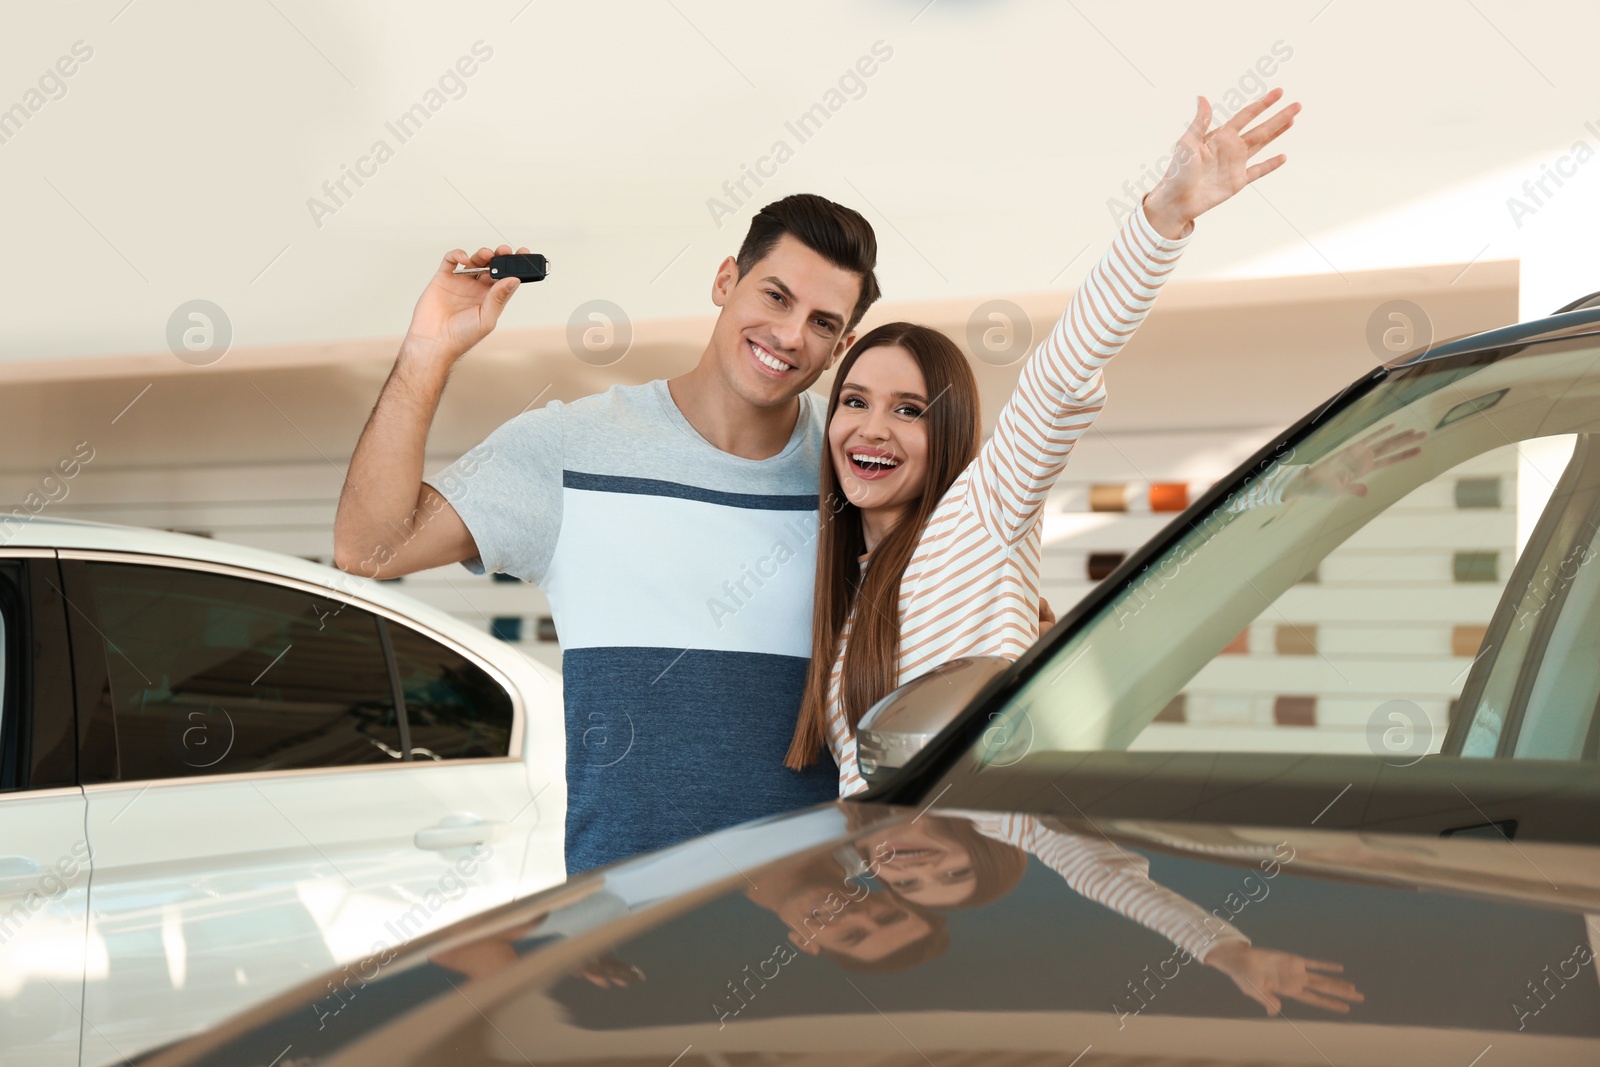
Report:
0,516,564,1067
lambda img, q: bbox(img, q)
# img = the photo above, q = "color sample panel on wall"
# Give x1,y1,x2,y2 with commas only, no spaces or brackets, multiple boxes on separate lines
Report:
1154,694,1187,723
1274,696,1317,726
1274,625,1318,656
1451,625,1487,657
1454,477,1502,509
1087,552,1126,581
1089,484,1128,512
1149,483,1189,512
1453,551,1499,583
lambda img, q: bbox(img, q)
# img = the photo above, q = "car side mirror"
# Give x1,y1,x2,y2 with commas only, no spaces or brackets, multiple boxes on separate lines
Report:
855,656,1012,786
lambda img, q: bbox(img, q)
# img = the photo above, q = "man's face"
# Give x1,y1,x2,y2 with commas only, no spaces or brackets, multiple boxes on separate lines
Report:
708,234,861,408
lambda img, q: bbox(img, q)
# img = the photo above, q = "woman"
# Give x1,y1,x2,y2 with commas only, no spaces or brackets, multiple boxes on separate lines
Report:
784,89,1300,793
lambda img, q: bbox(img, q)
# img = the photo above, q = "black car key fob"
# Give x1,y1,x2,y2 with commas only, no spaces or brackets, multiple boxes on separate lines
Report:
452,253,550,282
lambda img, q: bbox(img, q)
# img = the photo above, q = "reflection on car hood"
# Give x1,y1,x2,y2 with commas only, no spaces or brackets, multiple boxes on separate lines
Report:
140,803,1600,1066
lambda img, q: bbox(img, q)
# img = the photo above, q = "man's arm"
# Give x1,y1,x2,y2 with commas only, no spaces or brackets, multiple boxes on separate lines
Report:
332,244,527,579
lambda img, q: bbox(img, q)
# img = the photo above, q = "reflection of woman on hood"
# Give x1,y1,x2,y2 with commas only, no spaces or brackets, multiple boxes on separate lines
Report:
849,810,1363,1017
742,847,950,974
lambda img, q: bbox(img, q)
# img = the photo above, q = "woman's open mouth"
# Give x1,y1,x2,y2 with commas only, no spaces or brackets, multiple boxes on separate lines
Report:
879,846,940,867
847,448,901,481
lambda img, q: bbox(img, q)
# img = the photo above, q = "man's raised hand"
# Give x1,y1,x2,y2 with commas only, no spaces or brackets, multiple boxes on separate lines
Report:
401,243,529,365
1143,88,1301,240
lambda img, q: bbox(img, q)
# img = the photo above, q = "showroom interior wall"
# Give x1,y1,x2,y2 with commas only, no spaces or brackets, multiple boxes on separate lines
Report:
0,258,1516,750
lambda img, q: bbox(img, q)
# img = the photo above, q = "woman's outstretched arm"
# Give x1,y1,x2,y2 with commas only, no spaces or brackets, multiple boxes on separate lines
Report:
968,812,1250,961
967,812,1363,1017
965,90,1299,546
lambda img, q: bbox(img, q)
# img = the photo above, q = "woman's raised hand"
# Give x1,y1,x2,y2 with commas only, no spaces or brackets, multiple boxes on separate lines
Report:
1286,423,1427,500
1203,941,1365,1016
1143,88,1301,240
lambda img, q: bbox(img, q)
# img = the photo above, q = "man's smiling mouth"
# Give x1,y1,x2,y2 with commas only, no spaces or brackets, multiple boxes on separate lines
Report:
750,339,795,373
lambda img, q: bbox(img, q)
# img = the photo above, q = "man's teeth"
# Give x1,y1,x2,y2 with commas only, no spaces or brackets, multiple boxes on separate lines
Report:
751,342,793,372
852,453,900,468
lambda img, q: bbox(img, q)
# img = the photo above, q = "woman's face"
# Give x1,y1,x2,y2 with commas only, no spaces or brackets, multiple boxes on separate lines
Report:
828,344,931,522
865,822,976,908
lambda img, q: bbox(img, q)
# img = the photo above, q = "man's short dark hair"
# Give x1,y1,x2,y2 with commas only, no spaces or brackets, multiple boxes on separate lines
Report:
735,194,881,332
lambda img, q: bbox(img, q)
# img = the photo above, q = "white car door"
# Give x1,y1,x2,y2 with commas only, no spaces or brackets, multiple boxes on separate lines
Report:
62,556,536,1065
0,790,87,1067
0,553,88,1067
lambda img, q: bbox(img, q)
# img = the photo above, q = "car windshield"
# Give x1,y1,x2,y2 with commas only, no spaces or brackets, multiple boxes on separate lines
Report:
962,327,1600,779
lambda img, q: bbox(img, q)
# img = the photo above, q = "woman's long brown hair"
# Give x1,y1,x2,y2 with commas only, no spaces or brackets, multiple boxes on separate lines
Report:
784,322,981,770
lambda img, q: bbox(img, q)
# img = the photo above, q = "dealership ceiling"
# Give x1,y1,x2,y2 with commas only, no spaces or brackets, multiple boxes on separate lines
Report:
2,0,1596,373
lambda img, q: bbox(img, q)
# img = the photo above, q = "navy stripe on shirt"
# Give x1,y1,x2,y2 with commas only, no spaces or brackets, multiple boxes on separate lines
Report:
564,470,817,512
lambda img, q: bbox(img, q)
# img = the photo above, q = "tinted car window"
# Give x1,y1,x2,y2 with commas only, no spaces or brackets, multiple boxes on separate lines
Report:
1510,510,1600,758
79,562,403,779
0,565,12,767
1456,432,1600,759
386,622,513,759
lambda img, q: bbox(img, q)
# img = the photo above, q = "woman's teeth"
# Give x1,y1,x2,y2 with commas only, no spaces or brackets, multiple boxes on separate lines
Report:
851,453,900,468
751,342,793,372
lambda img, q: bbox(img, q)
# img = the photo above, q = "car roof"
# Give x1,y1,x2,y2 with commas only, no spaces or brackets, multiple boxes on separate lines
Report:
3,514,525,666
1400,300,1600,366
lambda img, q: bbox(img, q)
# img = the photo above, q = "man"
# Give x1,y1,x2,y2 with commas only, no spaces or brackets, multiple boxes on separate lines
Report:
333,194,880,875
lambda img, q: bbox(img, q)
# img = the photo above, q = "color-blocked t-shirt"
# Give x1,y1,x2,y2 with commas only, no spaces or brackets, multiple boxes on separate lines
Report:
422,380,838,875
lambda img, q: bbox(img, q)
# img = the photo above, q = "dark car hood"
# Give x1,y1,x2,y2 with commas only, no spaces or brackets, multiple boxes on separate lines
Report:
141,802,1600,1066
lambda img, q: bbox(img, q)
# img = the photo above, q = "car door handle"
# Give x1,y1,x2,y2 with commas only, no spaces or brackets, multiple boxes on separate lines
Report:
0,856,40,877
0,856,42,891
414,815,495,851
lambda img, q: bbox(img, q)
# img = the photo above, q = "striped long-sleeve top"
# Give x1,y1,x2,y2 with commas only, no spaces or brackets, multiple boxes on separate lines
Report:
967,811,1249,962
827,201,1191,796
